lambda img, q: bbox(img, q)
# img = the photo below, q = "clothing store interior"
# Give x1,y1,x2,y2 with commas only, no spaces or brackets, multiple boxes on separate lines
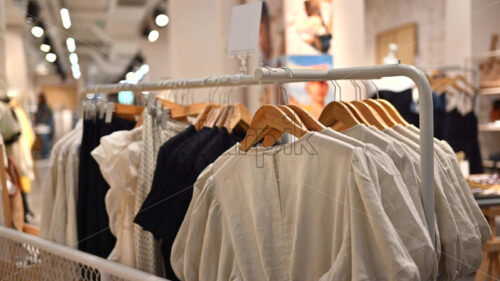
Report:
1,0,500,280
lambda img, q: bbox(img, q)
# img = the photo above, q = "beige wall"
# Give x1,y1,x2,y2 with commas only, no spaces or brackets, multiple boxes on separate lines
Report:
364,0,446,66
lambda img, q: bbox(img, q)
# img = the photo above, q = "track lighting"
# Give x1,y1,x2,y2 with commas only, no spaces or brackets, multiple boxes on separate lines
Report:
45,52,57,63
154,7,169,27
31,21,45,38
148,30,159,42
40,37,52,52
60,8,72,29
66,37,76,52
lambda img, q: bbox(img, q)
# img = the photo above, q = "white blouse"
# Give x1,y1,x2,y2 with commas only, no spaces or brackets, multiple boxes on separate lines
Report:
92,127,143,267
172,132,423,281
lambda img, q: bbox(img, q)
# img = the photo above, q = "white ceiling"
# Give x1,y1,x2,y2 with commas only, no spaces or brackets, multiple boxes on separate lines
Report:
6,0,159,83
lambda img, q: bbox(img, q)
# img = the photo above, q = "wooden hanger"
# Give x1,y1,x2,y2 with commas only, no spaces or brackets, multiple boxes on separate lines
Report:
319,101,360,130
114,103,144,123
278,105,306,129
215,105,231,129
194,104,217,130
240,105,308,152
287,104,325,131
364,99,398,127
349,101,388,130
226,103,252,133
339,101,369,124
376,99,409,126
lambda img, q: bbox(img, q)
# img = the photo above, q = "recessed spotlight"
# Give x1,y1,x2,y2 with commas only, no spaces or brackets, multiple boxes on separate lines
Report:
148,30,159,42
66,37,76,52
60,8,71,29
45,53,57,63
40,43,51,52
69,53,78,65
31,25,44,38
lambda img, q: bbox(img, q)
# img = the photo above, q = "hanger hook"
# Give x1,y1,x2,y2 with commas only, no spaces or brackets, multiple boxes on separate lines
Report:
369,80,379,99
350,80,358,100
329,80,337,101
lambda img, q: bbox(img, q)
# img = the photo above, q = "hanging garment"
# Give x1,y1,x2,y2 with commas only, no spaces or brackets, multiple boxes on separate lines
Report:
92,127,143,267
341,124,462,280
391,124,483,276
41,121,83,242
133,113,188,276
135,125,244,280
171,132,434,281
442,109,483,174
7,106,35,193
319,128,437,280
77,117,135,258
382,125,484,279
47,129,82,246
406,125,490,245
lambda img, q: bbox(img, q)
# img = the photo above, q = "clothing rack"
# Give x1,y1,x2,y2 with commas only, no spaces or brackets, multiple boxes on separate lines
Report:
81,64,435,242
418,64,481,89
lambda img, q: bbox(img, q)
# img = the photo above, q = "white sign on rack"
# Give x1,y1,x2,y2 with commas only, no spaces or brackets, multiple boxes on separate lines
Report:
228,2,262,59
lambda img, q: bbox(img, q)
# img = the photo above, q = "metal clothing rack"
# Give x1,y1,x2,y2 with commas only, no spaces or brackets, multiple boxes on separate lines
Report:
418,64,481,89
82,64,435,243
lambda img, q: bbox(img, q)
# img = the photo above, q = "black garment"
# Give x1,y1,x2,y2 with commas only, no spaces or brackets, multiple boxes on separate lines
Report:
134,127,243,281
77,117,135,258
135,127,216,234
144,125,197,208
442,109,483,174
377,89,419,126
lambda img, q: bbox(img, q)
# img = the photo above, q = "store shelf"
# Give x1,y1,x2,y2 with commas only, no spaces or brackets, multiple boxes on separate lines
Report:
479,122,500,131
479,87,500,95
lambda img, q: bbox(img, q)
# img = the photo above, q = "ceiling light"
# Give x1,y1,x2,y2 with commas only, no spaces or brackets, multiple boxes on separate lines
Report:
154,7,169,27
66,37,76,52
125,72,135,81
45,53,57,63
69,53,78,65
60,8,71,29
31,25,44,38
148,30,159,42
40,43,51,52
155,14,169,27
72,69,81,80
71,64,80,73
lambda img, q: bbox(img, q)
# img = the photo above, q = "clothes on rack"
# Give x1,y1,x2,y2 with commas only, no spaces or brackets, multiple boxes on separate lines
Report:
171,132,434,281
40,121,82,247
77,116,135,258
375,89,483,174
91,115,188,273
134,125,244,280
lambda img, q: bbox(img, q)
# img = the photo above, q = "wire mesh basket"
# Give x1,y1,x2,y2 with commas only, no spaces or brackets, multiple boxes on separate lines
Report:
0,226,166,281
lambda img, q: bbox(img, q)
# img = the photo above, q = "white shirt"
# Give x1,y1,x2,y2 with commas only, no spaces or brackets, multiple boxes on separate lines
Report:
65,137,81,247
320,128,436,279
406,125,491,245
92,127,143,267
390,125,482,276
40,121,82,240
172,132,422,281
48,130,82,246
382,126,474,280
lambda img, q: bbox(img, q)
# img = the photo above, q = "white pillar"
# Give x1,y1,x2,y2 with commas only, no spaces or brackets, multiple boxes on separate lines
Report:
0,0,7,98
